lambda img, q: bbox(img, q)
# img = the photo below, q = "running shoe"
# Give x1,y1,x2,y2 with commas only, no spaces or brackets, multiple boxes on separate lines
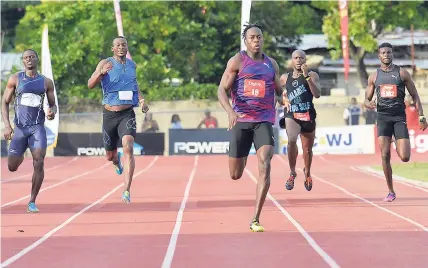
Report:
114,152,123,175
285,173,296,190
250,219,264,232
383,192,396,202
122,190,131,204
27,202,39,213
303,168,312,191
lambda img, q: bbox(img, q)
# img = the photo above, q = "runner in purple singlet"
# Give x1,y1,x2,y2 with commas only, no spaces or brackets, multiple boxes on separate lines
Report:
1,49,57,213
217,23,289,232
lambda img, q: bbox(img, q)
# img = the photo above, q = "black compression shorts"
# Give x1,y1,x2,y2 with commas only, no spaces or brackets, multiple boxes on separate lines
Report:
102,107,137,151
229,122,275,158
376,115,409,140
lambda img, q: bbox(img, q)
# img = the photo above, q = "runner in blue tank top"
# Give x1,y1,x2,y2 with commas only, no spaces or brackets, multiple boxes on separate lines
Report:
1,49,57,213
365,42,427,202
218,23,289,232
88,36,149,204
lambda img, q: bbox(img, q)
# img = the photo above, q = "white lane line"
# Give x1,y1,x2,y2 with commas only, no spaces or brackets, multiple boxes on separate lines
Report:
277,155,428,232
1,156,159,267
245,167,340,268
161,155,199,268
1,162,109,208
2,157,79,183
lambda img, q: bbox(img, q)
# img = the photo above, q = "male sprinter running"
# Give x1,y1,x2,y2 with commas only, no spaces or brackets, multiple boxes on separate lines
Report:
88,36,149,204
1,49,57,212
365,42,427,202
279,49,321,192
217,22,288,232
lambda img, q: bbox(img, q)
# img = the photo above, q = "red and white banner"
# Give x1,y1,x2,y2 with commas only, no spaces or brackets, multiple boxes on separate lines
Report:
113,0,132,60
338,0,350,82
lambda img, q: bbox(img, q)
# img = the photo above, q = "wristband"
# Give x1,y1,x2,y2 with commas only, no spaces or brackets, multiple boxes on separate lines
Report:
305,76,311,81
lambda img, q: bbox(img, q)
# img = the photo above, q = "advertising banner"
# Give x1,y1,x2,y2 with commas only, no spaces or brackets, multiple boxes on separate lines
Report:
278,125,376,155
169,128,279,155
54,133,164,156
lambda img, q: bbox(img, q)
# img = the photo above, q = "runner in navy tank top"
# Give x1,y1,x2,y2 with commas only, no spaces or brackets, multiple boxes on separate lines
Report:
1,49,57,213
278,50,321,193
88,36,149,204
218,23,289,232
365,42,427,202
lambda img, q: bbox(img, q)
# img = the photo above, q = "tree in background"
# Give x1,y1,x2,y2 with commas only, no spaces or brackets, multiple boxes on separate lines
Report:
12,1,322,107
313,0,427,89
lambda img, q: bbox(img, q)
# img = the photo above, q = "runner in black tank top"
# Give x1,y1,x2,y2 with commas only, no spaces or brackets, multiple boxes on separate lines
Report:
1,49,57,213
365,42,427,202
278,50,321,192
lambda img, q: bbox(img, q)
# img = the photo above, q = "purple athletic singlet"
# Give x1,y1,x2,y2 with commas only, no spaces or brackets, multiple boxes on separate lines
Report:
231,51,276,124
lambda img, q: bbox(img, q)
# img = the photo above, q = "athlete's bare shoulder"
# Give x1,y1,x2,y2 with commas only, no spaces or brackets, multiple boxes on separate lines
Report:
367,69,378,85
226,52,241,72
398,66,412,81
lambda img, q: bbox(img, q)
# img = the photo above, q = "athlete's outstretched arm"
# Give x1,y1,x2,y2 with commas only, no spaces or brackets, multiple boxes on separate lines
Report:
217,54,239,115
87,59,110,89
364,72,376,109
401,68,424,117
1,74,17,139
307,72,321,98
45,78,57,120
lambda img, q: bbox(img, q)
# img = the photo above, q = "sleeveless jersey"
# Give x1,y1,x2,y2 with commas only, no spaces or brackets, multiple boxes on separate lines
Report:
13,72,46,127
374,65,406,118
231,51,276,124
283,73,316,121
101,57,139,107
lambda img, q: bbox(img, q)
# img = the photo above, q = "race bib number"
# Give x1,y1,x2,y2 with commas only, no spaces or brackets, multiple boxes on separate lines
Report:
244,79,266,98
293,112,310,121
379,84,397,98
20,93,42,107
118,90,133,101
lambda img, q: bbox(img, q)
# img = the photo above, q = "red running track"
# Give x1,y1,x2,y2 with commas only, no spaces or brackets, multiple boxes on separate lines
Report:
1,154,427,268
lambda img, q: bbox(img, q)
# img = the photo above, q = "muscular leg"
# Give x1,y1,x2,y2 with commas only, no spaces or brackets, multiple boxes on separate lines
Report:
121,135,135,192
106,149,119,164
379,136,395,195
395,138,411,162
394,121,411,162
300,129,316,191
8,155,25,172
29,148,46,204
8,126,27,172
284,118,300,190
284,118,301,177
229,157,247,180
252,145,274,222
228,122,252,180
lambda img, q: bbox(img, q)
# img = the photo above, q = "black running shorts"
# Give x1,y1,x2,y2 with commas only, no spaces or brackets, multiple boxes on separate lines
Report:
102,107,137,151
376,115,409,140
229,122,275,158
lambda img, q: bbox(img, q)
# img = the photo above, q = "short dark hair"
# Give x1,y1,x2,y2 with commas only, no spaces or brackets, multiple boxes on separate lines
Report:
378,42,393,50
22,49,39,59
112,36,127,45
242,22,263,39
